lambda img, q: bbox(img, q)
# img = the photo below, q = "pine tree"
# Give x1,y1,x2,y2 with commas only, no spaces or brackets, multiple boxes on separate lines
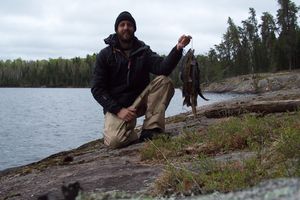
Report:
276,0,299,70
259,12,277,71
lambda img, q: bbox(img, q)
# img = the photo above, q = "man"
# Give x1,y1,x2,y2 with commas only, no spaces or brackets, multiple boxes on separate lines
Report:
91,11,191,149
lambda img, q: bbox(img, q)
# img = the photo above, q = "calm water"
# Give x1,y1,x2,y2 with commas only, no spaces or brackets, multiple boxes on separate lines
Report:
0,88,246,171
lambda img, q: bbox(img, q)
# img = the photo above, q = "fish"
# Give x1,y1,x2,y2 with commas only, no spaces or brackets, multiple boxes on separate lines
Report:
179,48,209,116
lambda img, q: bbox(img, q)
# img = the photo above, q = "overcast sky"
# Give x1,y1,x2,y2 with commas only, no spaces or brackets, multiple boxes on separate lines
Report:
0,0,299,60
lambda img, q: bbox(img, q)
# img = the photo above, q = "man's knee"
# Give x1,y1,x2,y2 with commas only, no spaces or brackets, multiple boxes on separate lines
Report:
161,76,175,96
153,76,174,94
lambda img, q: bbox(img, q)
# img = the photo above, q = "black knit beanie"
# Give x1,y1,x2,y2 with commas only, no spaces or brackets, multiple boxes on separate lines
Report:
114,11,136,32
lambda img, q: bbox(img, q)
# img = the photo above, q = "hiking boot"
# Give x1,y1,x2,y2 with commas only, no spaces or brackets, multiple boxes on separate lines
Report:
139,128,162,141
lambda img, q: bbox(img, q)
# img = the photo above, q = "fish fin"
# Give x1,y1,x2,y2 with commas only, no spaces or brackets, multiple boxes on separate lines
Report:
183,96,192,107
198,91,209,101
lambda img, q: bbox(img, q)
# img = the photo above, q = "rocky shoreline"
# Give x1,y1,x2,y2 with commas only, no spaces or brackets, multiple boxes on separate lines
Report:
1,71,300,200
204,70,300,94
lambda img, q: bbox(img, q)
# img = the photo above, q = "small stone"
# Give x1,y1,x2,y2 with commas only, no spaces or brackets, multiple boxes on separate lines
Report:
63,156,74,163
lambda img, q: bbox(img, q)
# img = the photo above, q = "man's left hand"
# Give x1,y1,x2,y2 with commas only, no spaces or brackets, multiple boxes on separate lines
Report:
177,35,192,50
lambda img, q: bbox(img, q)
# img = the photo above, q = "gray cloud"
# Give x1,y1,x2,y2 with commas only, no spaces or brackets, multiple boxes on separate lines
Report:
0,0,296,60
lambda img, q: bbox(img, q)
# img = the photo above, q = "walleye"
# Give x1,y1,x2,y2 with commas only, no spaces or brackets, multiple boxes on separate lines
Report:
179,48,208,116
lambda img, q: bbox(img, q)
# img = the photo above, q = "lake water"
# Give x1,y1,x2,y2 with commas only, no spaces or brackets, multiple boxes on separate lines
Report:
0,88,246,171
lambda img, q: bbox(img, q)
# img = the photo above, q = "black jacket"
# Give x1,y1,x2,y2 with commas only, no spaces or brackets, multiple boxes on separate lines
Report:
91,33,183,114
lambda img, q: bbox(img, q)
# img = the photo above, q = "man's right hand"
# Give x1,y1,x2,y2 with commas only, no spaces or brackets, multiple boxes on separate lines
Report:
117,107,137,122
177,35,192,50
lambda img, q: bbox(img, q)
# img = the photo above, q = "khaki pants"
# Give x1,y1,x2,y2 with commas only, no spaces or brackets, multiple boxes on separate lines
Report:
103,75,175,149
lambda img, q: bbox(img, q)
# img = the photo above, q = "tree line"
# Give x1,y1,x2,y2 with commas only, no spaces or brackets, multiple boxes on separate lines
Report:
0,55,95,87
0,0,299,88
197,0,300,85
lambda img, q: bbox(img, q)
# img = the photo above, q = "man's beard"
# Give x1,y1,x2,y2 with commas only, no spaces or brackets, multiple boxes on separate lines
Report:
117,30,134,44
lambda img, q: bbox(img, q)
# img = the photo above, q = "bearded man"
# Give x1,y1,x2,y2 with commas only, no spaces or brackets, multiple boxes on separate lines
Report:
91,11,191,148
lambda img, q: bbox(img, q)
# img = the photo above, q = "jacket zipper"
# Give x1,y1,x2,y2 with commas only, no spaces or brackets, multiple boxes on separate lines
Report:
127,60,132,85
113,47,132,86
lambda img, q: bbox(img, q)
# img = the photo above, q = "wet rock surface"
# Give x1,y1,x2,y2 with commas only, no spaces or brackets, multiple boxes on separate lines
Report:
0,140,164,199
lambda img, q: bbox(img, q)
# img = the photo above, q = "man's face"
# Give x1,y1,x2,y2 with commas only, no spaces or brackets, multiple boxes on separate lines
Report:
116,20,135,43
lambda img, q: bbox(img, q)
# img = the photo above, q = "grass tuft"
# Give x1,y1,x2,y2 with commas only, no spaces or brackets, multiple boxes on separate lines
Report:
144,111,300,196
140,130,204,161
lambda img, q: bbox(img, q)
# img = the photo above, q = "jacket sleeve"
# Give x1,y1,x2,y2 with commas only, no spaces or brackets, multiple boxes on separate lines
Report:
145,46,183,76
91,51,122,115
